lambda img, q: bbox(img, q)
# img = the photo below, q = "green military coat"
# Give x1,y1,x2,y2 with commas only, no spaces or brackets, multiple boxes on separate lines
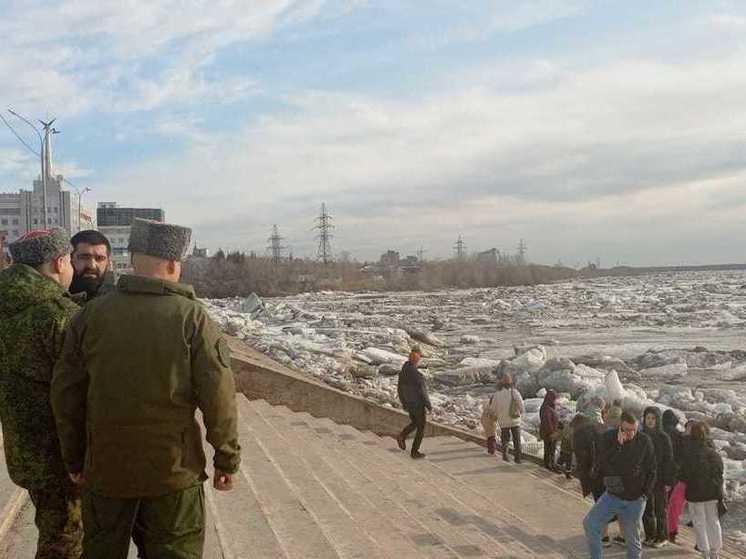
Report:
0,264,80,490
51,274,241,498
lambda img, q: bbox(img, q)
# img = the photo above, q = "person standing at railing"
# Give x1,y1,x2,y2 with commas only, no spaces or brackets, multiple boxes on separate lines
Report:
52,218,241,559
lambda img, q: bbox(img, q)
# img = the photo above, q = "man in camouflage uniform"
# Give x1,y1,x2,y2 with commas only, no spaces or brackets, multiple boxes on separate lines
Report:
0,229,83,558
52,218,241,559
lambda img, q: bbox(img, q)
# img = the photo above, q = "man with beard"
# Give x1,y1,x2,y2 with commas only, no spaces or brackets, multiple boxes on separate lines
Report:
69,230,115,301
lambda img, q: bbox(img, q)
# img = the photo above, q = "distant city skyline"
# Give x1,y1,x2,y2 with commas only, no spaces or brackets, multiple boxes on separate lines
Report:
2,2,746,266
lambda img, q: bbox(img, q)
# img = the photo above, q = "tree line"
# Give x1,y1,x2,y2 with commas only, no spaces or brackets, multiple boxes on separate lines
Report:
181,251,578,298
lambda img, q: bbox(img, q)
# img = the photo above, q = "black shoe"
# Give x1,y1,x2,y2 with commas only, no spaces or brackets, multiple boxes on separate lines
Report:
411,451,426,459
396,436,406,451
602,536,611,548
502,452,510,462
613,536,626,546
652,539,667,548
669,533,677,545
514,457,522,464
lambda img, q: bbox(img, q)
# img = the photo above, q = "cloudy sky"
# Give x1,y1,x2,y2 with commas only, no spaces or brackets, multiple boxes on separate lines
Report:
2,1,746,265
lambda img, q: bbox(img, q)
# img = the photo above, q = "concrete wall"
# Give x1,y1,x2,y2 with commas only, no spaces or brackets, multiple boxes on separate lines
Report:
228,338,486,446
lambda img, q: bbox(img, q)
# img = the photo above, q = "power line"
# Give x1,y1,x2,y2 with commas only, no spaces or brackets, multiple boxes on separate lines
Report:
0,112,40,157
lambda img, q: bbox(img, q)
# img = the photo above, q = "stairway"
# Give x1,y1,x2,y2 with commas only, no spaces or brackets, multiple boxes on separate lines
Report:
0,397,737,558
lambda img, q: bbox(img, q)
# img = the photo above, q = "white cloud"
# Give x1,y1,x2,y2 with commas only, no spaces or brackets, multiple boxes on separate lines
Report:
91,43,746,263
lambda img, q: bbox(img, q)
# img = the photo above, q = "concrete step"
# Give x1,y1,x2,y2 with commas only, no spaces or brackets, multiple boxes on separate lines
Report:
227,399,342,559
258,402,711,559
255,402,562,558
305,419,563,558
241,399,431,559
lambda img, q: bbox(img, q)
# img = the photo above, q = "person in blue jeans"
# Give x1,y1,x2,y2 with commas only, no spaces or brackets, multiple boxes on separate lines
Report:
584,411,657,559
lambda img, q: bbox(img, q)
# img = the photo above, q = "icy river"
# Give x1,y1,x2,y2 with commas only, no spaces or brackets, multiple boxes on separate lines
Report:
206,270,746,546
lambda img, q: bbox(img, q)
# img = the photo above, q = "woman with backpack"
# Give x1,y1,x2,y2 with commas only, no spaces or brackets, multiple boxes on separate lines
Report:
485,373,525,463
680,421,725,559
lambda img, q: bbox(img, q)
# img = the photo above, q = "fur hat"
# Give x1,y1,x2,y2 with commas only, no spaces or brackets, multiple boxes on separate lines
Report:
128,218,191,261
9,228,72,266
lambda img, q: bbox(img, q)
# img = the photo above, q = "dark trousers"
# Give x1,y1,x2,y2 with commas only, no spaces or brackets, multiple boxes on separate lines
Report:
400,406,426,455
643,484,668,542
500,426,522,460
543,439,557,468
82,483,205,559
28,483,83,559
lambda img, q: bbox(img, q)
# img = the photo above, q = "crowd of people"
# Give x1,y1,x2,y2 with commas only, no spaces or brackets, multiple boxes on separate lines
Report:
396,351,727,559
504,383,725,559
0,222,241,558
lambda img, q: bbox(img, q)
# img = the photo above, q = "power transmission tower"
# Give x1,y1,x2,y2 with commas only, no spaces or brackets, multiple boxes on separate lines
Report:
314,203,334,265
267,224,286,264
517,238,527,264
453,235,466,259
416,246,427,262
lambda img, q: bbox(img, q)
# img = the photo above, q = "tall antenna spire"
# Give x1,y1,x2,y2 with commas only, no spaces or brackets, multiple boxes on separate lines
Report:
314,203,334,265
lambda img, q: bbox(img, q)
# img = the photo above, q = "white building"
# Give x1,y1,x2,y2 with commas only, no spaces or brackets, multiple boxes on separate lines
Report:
0,175,85,255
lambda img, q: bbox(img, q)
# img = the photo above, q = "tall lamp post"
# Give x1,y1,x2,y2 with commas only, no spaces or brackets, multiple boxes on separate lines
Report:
75,187,91,232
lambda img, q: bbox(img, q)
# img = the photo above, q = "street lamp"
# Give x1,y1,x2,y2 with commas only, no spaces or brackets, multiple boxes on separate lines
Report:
75,187,92,232
7,109,49,228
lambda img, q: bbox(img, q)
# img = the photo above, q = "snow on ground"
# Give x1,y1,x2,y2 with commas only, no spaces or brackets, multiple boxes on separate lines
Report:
204,270,746,544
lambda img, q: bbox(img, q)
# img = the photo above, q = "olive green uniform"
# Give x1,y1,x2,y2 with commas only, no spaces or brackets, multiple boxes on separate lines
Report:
52,275,241,559
0,264,83,559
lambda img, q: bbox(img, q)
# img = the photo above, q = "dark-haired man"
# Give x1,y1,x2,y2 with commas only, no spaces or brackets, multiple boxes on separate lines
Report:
69,230,114,300
583,411,657,559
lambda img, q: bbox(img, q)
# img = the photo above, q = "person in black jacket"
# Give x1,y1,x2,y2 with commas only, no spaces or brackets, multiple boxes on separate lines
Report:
583,411,656,559
680,422,724,559
641,406,674,548
397,347,431,459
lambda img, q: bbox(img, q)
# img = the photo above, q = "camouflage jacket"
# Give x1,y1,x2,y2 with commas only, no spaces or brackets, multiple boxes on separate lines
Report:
0,264,80,489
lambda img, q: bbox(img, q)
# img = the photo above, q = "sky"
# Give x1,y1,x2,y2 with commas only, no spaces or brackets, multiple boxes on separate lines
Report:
2,1,746,266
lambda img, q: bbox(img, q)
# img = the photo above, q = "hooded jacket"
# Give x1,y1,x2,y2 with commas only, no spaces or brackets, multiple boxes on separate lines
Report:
0,264,80,489
539,391,559,441
680,438,724,503
642,406,675,488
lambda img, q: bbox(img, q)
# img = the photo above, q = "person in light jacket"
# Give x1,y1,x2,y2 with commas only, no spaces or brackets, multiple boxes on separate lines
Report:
485,373,524,463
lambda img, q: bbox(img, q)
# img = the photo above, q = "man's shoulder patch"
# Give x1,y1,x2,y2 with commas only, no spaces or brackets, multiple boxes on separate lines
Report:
216,338,231,368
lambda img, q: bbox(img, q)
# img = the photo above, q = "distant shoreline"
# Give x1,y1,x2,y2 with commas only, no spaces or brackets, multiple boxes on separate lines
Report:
581,263,746,278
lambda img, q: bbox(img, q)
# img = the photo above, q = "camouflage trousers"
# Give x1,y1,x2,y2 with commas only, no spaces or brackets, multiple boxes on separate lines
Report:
27,484,83,559
82,483,205,559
